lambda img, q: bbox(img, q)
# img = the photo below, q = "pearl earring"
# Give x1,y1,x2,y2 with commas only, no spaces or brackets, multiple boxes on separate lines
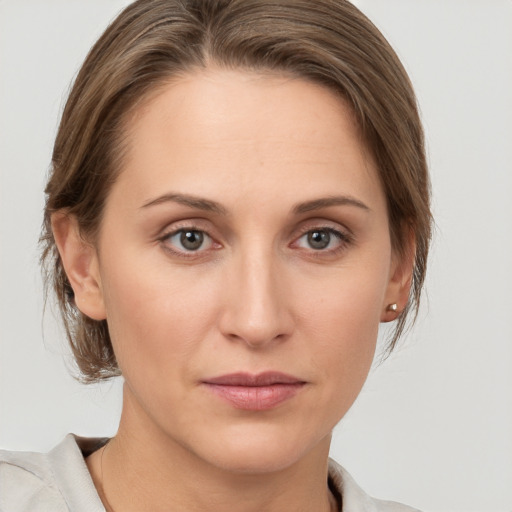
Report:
387,303,398,312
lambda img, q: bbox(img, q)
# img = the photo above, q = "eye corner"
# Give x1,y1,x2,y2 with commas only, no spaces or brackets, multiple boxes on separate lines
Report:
290,225,354,257
158,225,222,260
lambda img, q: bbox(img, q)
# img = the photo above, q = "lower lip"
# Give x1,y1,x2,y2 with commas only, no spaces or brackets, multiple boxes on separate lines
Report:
204,383,305,411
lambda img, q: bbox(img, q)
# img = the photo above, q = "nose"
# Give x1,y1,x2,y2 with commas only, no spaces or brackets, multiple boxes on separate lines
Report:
218,246,294,349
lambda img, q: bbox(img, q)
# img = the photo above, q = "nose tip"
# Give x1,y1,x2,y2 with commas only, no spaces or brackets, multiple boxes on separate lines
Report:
225,323,288,349
218,255,294,349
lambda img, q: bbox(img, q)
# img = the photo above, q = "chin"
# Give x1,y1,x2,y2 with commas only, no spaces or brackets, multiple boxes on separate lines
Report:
190,423,331,475
207,447,307,475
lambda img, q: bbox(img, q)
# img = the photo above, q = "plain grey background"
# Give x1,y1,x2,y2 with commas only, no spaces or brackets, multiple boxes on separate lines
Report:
1,1,511,511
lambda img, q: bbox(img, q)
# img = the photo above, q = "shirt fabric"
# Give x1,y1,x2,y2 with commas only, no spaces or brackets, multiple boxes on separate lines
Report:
0,434,420,511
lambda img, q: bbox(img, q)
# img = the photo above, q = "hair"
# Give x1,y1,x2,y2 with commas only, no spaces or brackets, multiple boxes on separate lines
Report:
41,0,432,382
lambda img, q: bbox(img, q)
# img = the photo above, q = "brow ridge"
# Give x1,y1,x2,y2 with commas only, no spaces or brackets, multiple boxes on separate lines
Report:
293,195,370,214
141,193,228,215
141,192,369,215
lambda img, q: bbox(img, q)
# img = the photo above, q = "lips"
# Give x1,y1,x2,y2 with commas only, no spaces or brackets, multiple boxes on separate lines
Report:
202,372,306,410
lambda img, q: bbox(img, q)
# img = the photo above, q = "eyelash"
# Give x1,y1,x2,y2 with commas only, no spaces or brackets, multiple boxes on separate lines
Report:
292,226,353,258
158,224,353,259
159,224,218,259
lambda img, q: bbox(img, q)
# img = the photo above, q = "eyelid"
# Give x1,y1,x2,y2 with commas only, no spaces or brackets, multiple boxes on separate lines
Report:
293,219,354,240
290,222,355,256
166,229,212,249
155,218,354,259
156,216,211,233
294,227,350,246
158,221,222,258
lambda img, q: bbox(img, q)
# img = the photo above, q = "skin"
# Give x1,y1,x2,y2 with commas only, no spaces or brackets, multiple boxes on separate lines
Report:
53,68,412,512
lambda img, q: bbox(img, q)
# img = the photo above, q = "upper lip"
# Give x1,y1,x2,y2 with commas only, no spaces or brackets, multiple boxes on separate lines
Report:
203,372,305,387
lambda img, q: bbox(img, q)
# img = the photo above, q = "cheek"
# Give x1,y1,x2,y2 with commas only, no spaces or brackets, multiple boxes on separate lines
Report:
298,254,389,341
297,259,389,406
98,251,222,375
313,300,377,381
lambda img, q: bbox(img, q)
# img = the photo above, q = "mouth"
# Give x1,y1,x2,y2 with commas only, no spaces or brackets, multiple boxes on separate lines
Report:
202,372,307,411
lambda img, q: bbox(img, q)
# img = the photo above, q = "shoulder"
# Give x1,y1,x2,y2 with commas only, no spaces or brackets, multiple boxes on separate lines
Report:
0,444,68,512
328,458,422,512
0,435,107,512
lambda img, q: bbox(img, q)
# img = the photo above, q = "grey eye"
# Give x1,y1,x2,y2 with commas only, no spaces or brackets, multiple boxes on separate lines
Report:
307,230,331,250
162,228,215,255
179,230,205,251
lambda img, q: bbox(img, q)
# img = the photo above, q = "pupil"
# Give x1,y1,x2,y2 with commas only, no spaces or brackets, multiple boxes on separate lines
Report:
180,230,204,250
308,230,330,250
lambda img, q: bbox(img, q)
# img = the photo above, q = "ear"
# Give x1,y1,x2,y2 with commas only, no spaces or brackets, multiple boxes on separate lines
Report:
51,211,106,321
381,232,416,323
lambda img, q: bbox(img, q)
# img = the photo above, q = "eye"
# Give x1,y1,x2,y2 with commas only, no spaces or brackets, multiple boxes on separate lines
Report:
295,228,348,251
306,230,332,250
164,229,213,252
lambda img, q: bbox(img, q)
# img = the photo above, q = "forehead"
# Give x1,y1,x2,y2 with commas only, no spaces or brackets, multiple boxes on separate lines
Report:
128,68,363,154
111,68,384,215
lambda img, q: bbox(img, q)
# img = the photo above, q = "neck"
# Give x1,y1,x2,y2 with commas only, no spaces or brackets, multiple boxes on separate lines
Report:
87,388,338,512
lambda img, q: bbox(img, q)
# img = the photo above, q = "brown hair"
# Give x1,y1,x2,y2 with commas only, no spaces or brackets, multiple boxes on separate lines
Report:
41,0,432,382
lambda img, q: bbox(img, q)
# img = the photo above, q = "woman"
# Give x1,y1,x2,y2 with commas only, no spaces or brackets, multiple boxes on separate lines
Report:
0,0,431,510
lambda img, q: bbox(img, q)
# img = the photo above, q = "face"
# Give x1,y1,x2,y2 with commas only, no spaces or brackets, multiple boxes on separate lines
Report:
71,69,406,473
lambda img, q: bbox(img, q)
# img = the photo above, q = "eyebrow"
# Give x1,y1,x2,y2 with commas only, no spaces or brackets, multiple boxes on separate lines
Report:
141,192,370,215
292,196,371,214
141,193,228,215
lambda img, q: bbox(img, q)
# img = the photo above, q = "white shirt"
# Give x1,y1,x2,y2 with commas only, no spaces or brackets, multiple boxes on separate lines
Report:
0,435,420,511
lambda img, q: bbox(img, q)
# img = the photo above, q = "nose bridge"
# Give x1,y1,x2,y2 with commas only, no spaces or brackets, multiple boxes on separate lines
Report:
220,239,291,347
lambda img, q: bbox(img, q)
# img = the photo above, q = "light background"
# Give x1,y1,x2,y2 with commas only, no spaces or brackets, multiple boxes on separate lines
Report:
0,1,511,511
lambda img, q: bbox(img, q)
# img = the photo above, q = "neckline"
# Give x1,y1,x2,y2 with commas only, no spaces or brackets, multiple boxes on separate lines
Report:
76,435,343,512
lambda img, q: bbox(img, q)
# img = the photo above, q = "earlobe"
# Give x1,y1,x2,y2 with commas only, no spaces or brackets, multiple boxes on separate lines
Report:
51,212,106,321
381,235,416,323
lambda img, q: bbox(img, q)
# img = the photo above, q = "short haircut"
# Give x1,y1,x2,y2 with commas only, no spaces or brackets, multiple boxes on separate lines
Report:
41,0,432,382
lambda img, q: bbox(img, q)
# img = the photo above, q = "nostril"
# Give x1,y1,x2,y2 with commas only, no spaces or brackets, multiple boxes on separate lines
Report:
221,321,291,349
217,259,294,347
